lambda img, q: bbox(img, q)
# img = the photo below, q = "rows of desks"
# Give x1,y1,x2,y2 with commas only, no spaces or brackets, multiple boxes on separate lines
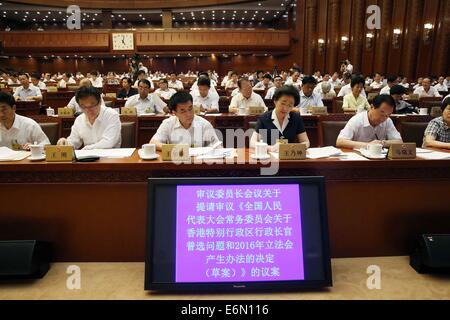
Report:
0,148,449,262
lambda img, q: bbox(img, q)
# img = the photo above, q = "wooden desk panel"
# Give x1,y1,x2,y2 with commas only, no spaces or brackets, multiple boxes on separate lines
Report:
0,150,449,262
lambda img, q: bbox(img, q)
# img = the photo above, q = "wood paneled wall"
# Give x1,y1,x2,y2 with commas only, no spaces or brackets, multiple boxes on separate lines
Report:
294,0,450,78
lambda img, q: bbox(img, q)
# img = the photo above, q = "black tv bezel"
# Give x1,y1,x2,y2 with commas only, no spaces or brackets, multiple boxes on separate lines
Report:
144,176,332,291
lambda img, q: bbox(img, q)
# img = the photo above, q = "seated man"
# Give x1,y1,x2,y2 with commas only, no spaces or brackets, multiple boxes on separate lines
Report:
90,70,103,88
315,81,336,100
380,75,399,95
30,72,47,90
133,70,154,89
58,72,76,88
342,76,371,113
154,79,177,100
167,72,184,91
150,91,220,149
265,76,283,100
336,94,403,149
191,77,219,113
14,73,42,102
225,72,239,90
434,76,447,92
295,76,324,114
423,97,450,149
125,79,168,115
414,78,442,98
370,73,384,89
0,91,49,149
57,86,121,150
253,74,274,90
117,77,138,99
66,78,105,114
229,78,267,115
390,85,417,114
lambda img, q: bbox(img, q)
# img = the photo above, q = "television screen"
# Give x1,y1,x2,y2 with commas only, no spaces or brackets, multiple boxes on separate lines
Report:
145,177,331,291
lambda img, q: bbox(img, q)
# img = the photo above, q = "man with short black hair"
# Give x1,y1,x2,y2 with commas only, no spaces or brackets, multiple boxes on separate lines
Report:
336,94,402,149
168,72,184,91
380,75,399,95
253,74,274,90
14,72,42,102
296,76,324,113
30,72,47,90
57,86,121,149
125,79,168,115
265,76,283,100
191,77,219,112
155,79,177,100
390,85,417,114
150,92,220,149
0,91,49,149
133,70,154,89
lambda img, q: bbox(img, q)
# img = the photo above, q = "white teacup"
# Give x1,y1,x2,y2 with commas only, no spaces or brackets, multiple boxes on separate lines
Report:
419,108,428,115
367,143,383,156
238,106,247,115
142,143,156,157
46,108,55,116
255,141,269,158
29,144,44,158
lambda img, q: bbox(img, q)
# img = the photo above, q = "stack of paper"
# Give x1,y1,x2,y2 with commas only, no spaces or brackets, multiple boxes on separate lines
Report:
306,146,343,159
75,148,136,159
189,141,223,157
0,147,30,162
196,148,236,159
417,151,450,160
338,152,370,161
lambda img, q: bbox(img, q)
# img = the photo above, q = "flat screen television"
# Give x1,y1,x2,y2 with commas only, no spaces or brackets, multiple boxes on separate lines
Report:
145,176,332,291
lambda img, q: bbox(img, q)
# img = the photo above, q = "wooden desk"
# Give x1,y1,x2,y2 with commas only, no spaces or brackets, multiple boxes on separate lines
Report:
0,149,449,262
0,257,449,299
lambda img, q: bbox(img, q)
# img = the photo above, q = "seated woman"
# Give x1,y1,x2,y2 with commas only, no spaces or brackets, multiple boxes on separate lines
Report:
250,85,310,152
343,76,371,113
423,97,450,149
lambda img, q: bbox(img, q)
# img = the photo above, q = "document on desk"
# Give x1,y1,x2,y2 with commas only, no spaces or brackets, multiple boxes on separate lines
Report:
196,148,237,159
415,148,433,154
338,152,370,161
188,141,222,157
417,151,450,160
0,147,30,161
306,146,343,159
75,148,136,159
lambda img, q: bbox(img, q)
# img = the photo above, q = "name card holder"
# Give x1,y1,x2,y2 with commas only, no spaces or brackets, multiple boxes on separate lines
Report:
0,83,5,89
121,107,137,116
161,144,190,162
45,145,74,162
105,93,117,98
311,106,328,115
248,106,266,115
368,93,379,100
46,86,58,92
57,108,74,117
279,143,307,160
408,94,419,101
388,143,416,159
193,105,201,115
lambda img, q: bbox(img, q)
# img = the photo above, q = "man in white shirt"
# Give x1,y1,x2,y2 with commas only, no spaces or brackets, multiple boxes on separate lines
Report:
336,94,402,149
221,71,233,87
285,71,302,89
57,86,121,150
295,76,324,113
150,91,220,149
265,76,283,100
7,74,20,85
380,75,399,95
370,73,384,89
90,70,104,88
30,72,47,90
413,78,423,90
434,76,448,92
125,79,168,115
225,72,239,90
133,70,154,89
66,79,105,114
0,91,49,149
253,74,274,91
315,81,336,100
14,73,42,102
192,77,219,112
168,72,184,91
58,72,76,88
400,76,410,89
329,72,342,88
154,79,177,100
229,78,267,115
138,62,148,74
414,78,442,98
345,60,354,74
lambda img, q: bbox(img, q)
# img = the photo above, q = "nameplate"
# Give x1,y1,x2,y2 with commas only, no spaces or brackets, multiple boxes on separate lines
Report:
277,138,288,145
408,94,419,101
161,144,190,161
279,143,306,160
57,108,74,117
248,106,266,115
45,145,74,162
368,93,379,100
388,143,416,159
67,86,79,91
121,107,137,116
46,86,58,92
193,105,201,115
105,93,117,98
311,106,328,115
0,83,5,88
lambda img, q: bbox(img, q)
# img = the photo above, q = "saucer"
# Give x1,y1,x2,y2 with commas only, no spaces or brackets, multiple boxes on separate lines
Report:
250,154,271,160
359,149,385,160
138,149,159,160
29,154,46,161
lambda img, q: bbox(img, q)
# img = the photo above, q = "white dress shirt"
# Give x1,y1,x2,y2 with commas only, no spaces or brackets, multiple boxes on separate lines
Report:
7,79,20,85
346,64,354,74
253,81,274,90
285,78,302,88
0,114,50,148
151,115,219,147
33,81,47,90
370,81,384,89
338,84,367,98
380,86,392,95
434,83,448,92
91,77,104,88
221,76,229,87
413,86,442,98
297,90,324,112
329,79,342,88
400,82,410,89
154,88,176,100
67,106,121,150
192,92,219,111
125,93,167,115
58,78,76,88
337,111,402,142
168,80,184,90
231,88,240,97
265,86,279,100
229,92,267,114
13,84,42,100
